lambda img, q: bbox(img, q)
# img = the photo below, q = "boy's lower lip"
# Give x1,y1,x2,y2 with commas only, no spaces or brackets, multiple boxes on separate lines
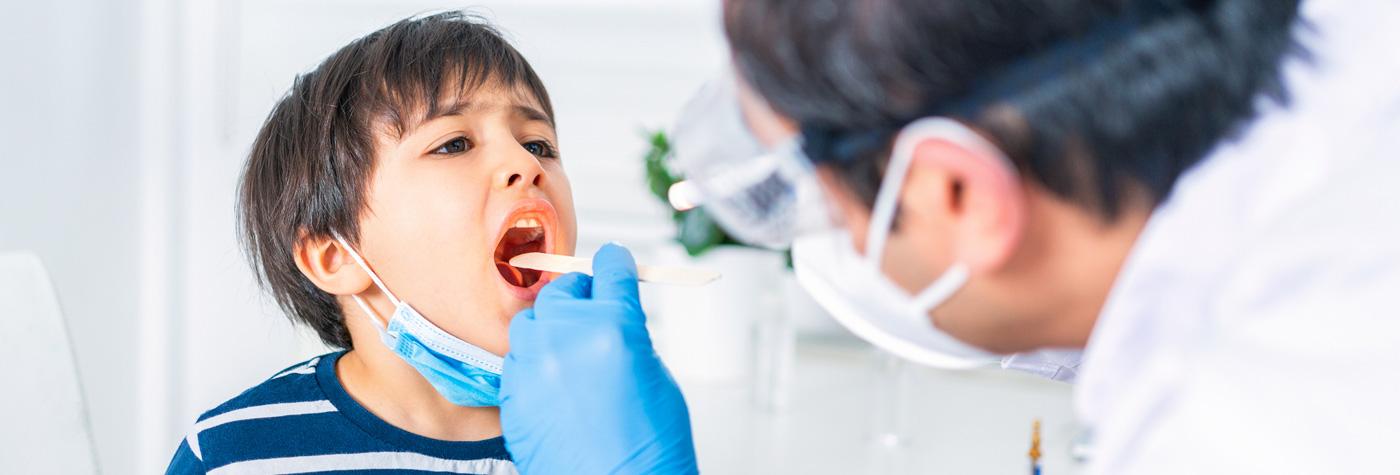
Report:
500,272,551,301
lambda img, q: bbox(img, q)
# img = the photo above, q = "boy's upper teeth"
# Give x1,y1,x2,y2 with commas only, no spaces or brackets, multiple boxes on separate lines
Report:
513,217,542,228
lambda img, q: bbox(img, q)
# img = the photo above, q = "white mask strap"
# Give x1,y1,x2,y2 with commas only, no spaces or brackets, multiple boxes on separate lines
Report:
349,295,387,332
911,263,970,310
863,125,915,269
334,234,400,329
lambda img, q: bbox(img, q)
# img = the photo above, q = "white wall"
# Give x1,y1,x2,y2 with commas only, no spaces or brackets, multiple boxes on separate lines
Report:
3,1,725,473
0,1,143,473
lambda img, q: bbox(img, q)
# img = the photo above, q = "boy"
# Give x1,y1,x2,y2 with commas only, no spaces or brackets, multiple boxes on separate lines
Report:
166,11,576,474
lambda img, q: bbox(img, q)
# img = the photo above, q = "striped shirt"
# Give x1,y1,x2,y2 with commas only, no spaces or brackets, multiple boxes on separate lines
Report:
165,351,515,474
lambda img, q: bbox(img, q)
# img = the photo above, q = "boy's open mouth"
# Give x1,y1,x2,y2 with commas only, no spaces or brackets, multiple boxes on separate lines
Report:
494,215,549,288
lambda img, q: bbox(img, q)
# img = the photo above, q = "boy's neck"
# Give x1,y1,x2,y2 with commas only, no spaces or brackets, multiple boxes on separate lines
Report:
336,345,503,441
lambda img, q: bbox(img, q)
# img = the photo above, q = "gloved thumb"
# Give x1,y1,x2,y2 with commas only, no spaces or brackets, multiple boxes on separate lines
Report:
591,243,640,303
537,271,592,304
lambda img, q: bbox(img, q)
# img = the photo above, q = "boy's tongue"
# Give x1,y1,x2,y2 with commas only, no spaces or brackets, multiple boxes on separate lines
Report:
495,226,544,287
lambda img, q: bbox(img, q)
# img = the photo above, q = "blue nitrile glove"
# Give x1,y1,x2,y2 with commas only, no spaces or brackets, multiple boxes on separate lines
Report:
501,243,698,474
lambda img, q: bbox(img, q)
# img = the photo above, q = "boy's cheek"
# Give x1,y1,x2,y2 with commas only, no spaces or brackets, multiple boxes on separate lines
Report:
547,175,580,255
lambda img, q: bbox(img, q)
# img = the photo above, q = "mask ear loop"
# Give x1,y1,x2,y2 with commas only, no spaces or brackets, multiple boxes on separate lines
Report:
864,123,918,269
333,234,400,331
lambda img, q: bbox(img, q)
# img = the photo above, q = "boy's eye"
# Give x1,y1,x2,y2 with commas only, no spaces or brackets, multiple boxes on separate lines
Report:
522,140,558,159
433,137,471,155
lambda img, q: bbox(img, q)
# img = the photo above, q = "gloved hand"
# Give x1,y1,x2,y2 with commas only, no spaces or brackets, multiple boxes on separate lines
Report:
501,243,698,474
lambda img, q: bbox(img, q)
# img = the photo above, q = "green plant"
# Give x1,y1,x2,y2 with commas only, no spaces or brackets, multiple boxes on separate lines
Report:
642,130,744,257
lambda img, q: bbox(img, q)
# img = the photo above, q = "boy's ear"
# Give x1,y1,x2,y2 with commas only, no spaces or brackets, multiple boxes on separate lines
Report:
293,234,372,296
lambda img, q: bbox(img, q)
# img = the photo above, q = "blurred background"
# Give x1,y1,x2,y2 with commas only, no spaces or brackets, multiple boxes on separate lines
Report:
0,0,1075,473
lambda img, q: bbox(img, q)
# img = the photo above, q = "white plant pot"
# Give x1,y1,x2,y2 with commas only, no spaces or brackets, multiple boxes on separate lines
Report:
651,244,786,386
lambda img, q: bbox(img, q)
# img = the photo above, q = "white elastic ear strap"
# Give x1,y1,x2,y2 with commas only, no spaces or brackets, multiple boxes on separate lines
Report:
333,234,399,329
911,264,970,310
863,122,920,267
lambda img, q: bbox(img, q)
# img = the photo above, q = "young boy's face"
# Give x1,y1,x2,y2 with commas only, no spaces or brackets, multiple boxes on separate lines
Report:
351,83,576,356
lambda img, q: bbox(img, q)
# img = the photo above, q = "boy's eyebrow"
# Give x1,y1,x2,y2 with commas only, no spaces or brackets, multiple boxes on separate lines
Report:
397,101,554,142
509,105,552,125
428,101,552,126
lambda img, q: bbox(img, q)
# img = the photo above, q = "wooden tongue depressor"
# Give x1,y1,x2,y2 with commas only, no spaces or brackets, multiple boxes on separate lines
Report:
508,252,721,286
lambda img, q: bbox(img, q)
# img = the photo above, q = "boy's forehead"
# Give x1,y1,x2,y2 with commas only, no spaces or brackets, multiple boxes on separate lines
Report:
383,82,553,139
446,81,548,115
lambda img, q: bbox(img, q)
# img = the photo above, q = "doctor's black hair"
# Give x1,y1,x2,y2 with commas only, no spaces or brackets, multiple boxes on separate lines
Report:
237,11,554,349
724,0,1303,218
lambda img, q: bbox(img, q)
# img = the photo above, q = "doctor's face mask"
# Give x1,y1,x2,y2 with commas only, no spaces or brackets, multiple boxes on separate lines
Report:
791,118,1004,369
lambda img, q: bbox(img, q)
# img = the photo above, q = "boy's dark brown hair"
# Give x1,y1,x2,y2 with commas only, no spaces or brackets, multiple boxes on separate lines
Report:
238,11,554,348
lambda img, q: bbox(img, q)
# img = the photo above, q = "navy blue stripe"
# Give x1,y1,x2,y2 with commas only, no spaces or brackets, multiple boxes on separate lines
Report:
198,412,387,470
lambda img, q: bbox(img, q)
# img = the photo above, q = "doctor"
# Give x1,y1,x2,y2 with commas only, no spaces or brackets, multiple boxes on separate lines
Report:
500,0,1400,473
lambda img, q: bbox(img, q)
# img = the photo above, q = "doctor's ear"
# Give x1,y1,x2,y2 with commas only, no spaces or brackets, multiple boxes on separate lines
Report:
292,234,372,296
898,132,1027,271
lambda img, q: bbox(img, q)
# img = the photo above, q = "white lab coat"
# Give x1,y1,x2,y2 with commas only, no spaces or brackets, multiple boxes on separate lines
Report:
1077,1,1400,473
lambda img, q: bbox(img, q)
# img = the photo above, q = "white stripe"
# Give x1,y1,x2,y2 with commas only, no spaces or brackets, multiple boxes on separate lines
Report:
186,400,337,460
272,366,316,379
207,451,517,475
271,357,320,379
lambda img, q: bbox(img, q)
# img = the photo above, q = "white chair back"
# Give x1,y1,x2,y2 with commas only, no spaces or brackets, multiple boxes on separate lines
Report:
0,251,99,473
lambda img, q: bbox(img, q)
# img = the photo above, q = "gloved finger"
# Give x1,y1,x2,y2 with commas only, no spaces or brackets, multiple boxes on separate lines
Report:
501,309,534,403
591,243,640,304
506,308,539,360
537,271,592,305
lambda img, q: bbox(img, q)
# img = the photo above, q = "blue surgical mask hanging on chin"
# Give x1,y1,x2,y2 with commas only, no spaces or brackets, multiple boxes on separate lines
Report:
334,235,504,407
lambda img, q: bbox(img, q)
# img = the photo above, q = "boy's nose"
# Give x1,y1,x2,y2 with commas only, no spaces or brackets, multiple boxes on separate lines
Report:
496,148,545,190
502,170,541,188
